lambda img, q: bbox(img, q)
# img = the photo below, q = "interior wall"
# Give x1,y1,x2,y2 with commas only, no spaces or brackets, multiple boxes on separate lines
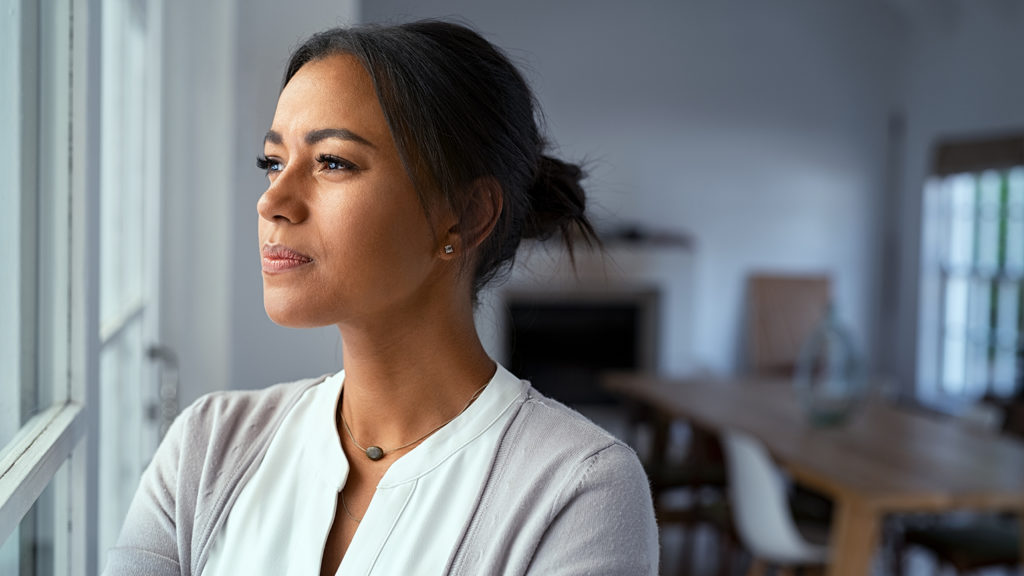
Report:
160,0,237,407
364,0,904,376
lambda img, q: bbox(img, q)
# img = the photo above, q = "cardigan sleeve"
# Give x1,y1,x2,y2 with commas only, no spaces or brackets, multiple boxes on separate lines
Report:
101,378,323,576
524,443,659,576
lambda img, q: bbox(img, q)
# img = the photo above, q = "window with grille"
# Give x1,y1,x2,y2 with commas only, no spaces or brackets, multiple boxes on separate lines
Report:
0,1,164,574
920,135,1024,399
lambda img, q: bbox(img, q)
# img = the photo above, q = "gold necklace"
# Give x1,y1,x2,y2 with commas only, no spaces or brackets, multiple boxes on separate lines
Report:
338,380,490,461
340,491,361,524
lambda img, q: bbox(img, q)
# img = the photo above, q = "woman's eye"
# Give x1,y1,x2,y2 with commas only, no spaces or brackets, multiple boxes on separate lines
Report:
316,154,358,172
256,155,283,175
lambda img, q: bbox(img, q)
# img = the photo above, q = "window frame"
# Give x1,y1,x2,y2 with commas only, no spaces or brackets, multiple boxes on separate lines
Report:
0,0,102,574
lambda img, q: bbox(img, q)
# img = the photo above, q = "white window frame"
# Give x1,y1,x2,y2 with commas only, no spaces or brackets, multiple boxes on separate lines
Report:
0,0,102,574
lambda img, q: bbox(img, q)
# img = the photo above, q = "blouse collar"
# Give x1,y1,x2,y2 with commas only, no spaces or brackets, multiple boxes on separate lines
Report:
311,363,527,491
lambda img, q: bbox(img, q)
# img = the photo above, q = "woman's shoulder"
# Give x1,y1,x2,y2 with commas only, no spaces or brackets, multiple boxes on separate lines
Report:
450,383,658,575
183,374,330,428
167,374,333,478
508,384,632,461
494,382,650,496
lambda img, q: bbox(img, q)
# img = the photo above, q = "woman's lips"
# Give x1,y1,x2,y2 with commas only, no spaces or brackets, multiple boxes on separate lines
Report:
262,244,313,274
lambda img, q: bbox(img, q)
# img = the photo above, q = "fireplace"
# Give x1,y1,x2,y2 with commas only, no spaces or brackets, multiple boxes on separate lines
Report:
475,237,696,406
504,289,660,406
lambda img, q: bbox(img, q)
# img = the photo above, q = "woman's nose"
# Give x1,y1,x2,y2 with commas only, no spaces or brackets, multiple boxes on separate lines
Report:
257,168,310,224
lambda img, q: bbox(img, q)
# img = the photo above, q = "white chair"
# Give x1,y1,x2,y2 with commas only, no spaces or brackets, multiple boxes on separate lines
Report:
721,430,829,575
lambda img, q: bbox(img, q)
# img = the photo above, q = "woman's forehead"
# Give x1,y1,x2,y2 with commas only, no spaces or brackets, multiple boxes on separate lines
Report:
270,54,390,146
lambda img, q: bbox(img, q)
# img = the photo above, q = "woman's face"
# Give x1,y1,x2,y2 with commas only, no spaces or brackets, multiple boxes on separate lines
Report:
258,54,450,328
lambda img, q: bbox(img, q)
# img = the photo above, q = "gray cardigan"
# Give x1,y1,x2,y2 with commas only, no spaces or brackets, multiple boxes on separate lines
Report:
103,376,659,575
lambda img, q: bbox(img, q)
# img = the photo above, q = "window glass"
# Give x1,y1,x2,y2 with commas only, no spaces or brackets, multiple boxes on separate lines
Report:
0,0,71,446
0,0,77,566
0,0,40,448
932,167,1024,398
0,460,68,576
96,0,164,560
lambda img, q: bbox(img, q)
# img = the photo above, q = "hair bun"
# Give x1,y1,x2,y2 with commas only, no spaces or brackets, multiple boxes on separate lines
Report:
523,155,595,245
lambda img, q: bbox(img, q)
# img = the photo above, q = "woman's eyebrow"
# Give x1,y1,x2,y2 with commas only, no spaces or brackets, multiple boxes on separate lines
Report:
263,128,376,149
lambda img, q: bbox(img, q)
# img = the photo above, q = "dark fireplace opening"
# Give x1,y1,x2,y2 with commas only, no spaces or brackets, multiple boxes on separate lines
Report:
504,291,659,406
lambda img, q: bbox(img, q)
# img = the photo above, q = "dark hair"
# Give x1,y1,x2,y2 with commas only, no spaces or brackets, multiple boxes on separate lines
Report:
283,20,598,297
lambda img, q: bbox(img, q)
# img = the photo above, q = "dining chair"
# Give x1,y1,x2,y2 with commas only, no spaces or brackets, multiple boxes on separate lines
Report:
640,406,735,576
747,274,832,377
746,273,836,528
628,273,835,574
896,515,1020,575
721,430,829,575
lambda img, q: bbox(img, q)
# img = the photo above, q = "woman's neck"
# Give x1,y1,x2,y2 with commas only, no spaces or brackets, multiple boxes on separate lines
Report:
335,303,496,456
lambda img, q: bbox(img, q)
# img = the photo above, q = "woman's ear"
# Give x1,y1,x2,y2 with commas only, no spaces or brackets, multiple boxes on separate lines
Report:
442,177,503,256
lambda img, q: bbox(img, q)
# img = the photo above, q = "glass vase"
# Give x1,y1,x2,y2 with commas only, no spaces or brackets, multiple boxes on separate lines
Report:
793,304,864,427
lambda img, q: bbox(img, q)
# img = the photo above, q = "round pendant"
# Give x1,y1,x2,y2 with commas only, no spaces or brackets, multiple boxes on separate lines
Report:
366,446,384,461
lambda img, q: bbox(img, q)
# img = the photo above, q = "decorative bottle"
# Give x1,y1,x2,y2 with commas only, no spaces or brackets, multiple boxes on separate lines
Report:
793,303,864,427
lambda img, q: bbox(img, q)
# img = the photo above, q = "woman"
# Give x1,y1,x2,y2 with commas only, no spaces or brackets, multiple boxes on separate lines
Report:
105,20,658,576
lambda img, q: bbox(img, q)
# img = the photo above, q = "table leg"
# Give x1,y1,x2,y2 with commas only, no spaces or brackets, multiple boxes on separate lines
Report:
826,497,879,576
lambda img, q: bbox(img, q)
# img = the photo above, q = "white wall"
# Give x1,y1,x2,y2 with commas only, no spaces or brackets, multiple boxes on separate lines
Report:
364,0,904,376
892,1,1024,393
160,0,237,406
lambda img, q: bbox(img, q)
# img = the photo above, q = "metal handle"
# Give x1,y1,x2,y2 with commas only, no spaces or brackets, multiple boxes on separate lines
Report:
146,344,180,439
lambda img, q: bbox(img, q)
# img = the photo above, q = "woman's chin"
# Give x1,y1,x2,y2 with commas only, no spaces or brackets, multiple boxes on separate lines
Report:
263,299,330,329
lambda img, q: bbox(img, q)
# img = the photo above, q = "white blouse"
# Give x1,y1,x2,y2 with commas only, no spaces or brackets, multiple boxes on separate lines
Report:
202,364,526,576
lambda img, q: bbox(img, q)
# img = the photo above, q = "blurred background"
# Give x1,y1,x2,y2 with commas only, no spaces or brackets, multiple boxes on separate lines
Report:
2,0,1023,574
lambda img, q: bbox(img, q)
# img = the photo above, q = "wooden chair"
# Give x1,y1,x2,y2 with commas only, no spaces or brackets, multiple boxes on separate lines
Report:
638,405,735,576
897,517,1020,575
747,274,832,377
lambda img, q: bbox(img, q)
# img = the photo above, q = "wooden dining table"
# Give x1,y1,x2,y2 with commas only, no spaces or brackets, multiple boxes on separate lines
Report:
604,372,1024,576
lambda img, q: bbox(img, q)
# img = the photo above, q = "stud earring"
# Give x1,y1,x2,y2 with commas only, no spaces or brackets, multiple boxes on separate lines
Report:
443,244,454,255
